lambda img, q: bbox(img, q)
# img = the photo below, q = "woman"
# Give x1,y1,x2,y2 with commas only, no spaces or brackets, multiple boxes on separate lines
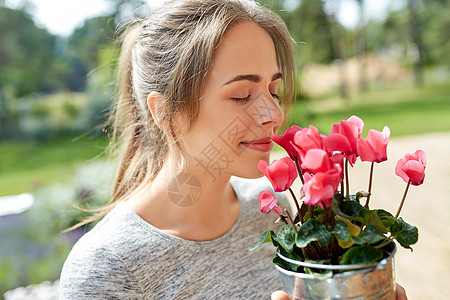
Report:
60,1,407,299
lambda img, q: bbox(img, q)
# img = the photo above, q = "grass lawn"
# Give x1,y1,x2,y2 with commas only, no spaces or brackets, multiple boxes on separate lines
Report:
0,134,108,196
289,83,450,137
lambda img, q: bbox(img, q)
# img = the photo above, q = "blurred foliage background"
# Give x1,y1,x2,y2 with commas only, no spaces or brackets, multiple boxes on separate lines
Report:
0,0,449,298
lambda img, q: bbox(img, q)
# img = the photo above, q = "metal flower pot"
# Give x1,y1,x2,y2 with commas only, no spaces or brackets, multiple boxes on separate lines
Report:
275,243,397,300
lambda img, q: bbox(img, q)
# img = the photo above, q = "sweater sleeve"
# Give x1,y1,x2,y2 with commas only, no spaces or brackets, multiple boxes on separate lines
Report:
59,241,143,300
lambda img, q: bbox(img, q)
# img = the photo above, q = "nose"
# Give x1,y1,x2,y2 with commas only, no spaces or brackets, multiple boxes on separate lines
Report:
250,91,284,129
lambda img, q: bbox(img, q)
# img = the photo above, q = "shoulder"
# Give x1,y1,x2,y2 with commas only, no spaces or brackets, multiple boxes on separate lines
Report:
60,236,143,298
230,176,289,207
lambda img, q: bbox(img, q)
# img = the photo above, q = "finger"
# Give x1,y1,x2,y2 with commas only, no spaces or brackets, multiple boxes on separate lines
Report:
395,283,407,300
271,290,291,300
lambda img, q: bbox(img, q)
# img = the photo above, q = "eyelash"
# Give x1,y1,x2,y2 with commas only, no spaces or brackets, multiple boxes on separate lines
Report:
231,95,251,105
231,93,280,105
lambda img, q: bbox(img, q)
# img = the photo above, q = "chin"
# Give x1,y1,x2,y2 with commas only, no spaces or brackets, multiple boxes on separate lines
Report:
231,149,270,178
244,173,265,179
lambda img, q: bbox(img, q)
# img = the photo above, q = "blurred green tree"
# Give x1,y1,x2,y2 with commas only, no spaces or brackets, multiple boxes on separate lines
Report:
0,6,67,138
284,0,335,65
0,6,64,97
368,0,449,85
65,15,116,91
65,0,148,92
76,45,120,134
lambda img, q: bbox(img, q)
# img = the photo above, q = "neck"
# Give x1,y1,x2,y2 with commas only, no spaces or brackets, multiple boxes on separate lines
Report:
127,153,240,241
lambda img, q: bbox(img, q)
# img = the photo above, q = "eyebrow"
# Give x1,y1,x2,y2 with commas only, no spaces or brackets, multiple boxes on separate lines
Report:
223,72,282,86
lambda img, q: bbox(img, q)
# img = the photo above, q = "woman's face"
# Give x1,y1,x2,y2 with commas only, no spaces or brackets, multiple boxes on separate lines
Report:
179,21,284,181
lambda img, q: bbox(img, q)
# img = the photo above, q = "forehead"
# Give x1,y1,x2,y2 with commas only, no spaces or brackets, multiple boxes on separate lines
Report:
207,21,279,83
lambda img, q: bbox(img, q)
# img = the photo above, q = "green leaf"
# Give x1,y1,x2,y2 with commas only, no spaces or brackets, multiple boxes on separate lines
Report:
304,267,333,279
280,245,303,261
351,225,386,245
340,246,384,265
390,217,405,235
249,230,278,251
296,219,332,248
273,255,298,272
341,201,365,222
377,209,394,219
377,209,395,229
277,225,296,252
364,210,389,233
332,197,365,223
325,220,350,242
393,218,419,250
273,247,303,272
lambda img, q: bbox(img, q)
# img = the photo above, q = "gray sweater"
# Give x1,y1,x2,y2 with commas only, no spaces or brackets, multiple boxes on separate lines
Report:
59,176,286,299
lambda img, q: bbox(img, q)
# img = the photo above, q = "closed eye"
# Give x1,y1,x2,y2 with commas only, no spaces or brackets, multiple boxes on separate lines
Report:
231,95,251,105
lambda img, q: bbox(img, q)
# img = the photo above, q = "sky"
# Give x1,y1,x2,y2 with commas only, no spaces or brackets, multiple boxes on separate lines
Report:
4,0,396,37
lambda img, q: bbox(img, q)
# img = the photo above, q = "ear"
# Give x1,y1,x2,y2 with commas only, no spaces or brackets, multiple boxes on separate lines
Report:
147,91,168,132
147,91,183,138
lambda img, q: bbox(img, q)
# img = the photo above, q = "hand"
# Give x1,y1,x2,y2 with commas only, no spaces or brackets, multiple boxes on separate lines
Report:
271,283,407,300
396,283,407,300
271,290,290,300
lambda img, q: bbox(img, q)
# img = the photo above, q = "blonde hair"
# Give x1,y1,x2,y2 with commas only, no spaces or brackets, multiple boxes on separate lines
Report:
77,0,295,227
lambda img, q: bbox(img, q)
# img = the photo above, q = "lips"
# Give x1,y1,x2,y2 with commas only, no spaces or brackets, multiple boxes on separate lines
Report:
240,137,274,152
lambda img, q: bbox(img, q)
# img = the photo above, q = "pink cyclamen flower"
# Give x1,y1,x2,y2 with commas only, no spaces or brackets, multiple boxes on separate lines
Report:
395,150,427,186
258,158,298,192
272,125,302,160
357,126,390,163
302,164,343,209
323,133,352,155
291,125,324,159
301,149,332,174
331,116,364,164
258,190,282,215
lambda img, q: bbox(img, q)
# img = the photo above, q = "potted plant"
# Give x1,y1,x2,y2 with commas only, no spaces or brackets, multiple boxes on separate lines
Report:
250,116,426,299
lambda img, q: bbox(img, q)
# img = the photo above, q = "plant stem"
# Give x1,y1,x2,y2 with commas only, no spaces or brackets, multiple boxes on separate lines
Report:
294,156,305,184
323,205,330,224
289,187,303,223
365,162,374,208
308,205,313,220
375,237,394,249
340,180,345,195
312,241,325,259
285,209,308,260
285,209,298,234
345,158,350,201
395,180,411,218
323,206,334,225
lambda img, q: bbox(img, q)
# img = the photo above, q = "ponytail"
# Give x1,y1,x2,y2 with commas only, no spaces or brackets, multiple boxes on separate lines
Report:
111,24,147,203
67,24,163,230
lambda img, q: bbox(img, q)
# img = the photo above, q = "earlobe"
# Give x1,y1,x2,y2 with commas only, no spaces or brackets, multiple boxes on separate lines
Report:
147,91,182,138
